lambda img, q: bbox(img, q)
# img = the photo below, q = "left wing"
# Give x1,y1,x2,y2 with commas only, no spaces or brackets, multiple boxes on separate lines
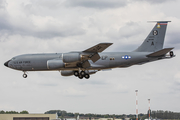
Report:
83,43,113,63
64,43,113,69
83,43,113,53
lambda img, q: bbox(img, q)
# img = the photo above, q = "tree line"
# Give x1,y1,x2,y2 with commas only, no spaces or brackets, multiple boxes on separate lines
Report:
1,109,180,119
0,110,29,114
150,110,180,119
45,110,180,119
44,110,143,119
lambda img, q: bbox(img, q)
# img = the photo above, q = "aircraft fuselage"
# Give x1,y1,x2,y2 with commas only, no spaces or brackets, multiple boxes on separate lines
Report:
5,52,165,71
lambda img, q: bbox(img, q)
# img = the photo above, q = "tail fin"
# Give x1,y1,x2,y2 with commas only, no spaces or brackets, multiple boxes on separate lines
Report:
134,21,171,52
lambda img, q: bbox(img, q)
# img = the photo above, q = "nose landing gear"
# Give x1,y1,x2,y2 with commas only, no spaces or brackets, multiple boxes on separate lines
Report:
23,72,27,78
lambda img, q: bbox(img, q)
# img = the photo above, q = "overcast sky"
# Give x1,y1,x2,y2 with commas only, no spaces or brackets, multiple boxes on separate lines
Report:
1,0,180,115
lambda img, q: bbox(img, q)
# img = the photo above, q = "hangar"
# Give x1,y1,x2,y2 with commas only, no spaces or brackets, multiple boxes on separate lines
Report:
0,113,57,120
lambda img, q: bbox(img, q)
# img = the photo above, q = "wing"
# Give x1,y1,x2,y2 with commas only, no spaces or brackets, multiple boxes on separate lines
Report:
82,43,113,63
83,43,113,53
65,43,113,69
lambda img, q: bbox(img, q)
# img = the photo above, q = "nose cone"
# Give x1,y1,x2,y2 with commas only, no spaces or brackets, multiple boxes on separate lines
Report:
4,60,10,67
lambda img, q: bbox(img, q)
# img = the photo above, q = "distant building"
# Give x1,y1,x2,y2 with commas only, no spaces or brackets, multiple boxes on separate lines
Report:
98,118,113,120
0,113,57,120
114,119,122,120
79,116,89,120
64,117,76,120
124,118,130,120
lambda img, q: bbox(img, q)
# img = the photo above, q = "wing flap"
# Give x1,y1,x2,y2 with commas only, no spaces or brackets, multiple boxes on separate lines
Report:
147,48,174,57
90,53,100,62
82,60,91,68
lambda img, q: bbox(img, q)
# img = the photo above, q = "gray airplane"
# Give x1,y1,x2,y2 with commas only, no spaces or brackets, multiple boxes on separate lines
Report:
4,21,175,79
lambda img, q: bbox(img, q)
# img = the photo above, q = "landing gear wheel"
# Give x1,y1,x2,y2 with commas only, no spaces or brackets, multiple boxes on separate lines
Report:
170,51,174,57
74,71,79,77
23,74,27,78
78,74,83,79
80,71,85,76
84,74,90,79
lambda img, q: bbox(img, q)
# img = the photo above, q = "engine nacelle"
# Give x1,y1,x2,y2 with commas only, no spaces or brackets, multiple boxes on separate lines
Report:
47,59,65,69
61,70,74,76
165,51,174,58
63,53,82,63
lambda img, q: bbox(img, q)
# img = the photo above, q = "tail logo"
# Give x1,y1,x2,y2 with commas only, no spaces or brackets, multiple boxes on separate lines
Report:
157,23,161,28
153,30,158,35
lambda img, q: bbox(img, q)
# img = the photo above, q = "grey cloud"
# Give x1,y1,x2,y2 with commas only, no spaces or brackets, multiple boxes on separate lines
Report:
0,0,7,9
169,81,180,95
80,79,108,85
24,0,65,11
65,0,128,9
0,1,86,39
38,83,58,87
131,0,176,4
0,18,85,39
21,26,85,39
165,32,180,50
106,21,142,39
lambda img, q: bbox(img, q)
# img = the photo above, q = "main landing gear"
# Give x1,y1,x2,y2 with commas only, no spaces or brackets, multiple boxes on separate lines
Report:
23,72,27,78
74,71,90,79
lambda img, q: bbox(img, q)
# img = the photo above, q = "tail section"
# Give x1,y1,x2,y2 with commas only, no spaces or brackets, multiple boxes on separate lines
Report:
135,21,171,52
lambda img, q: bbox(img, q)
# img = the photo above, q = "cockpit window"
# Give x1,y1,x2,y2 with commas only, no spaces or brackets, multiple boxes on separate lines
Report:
11,57,16,60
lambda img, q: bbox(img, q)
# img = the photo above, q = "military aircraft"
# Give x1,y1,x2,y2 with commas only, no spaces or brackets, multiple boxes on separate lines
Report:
4,21,175,79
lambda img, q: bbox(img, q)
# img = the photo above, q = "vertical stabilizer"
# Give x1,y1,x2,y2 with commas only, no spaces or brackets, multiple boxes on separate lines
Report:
134,21,171,52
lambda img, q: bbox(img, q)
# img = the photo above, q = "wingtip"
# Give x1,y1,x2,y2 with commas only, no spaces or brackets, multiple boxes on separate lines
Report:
99,42,113,45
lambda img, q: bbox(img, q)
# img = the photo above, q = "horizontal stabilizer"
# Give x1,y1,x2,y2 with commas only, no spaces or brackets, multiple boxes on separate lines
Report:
147,48,174,57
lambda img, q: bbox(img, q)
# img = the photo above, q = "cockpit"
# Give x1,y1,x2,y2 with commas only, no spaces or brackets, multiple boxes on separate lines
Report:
11,57,16,60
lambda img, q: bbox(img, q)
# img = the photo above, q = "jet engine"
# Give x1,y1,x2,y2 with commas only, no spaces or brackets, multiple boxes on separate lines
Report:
61,70,74,76
63,53,83,63
47,59,65,69
86,70,98,75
